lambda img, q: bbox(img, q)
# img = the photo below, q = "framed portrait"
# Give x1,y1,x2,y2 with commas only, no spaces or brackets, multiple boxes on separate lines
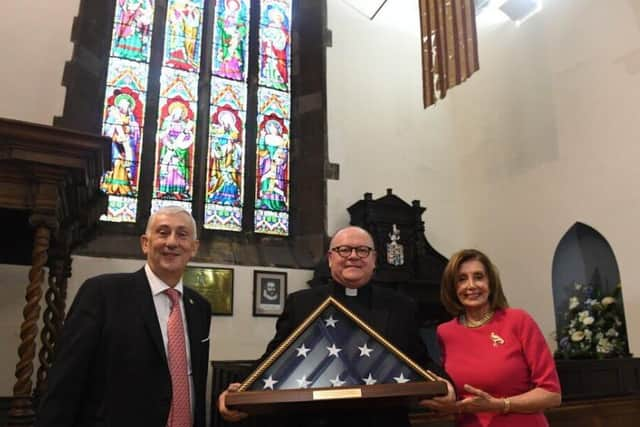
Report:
253,270,287,317
183,266,233,316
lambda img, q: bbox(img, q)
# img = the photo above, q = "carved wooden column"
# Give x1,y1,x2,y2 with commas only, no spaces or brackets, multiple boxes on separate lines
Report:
34,231,72,399
8,216,57,425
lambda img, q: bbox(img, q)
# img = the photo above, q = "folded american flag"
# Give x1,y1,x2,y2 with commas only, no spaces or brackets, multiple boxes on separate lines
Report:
242,296,433,391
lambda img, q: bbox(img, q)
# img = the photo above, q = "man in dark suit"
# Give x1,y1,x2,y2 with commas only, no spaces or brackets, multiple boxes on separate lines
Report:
218,226,455,427
36,206,211,427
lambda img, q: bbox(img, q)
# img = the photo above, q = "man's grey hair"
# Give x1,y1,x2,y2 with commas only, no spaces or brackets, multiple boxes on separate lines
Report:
145,205,198,239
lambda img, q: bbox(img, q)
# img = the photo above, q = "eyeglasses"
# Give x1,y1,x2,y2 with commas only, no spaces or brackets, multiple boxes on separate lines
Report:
331,245,374,259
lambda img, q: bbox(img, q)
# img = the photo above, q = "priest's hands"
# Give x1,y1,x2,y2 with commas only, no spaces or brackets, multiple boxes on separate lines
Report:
217,383,249,422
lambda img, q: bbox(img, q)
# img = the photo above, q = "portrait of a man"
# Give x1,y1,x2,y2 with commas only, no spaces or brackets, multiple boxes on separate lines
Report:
253,271,287,316
260,279,280,305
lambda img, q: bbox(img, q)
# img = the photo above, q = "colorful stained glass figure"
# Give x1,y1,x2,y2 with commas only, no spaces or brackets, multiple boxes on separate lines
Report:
102,88,143,195
207,107,244,205
102,49,151,221
255,115,289,212
154,96,197,200
212,0,250,81
254,84,290,234
151,66,199,211
258,0,291,91
164,0,204,72
205,78,247,231
111,0,154,62
101,60,148,195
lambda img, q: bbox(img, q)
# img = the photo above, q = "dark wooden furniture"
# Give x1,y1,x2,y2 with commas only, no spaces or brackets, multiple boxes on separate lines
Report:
555,357,640,401
0,117,110,426
345,189,450,326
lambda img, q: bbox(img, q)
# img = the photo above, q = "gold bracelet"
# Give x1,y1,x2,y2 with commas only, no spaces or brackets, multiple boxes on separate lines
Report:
503,398,511,414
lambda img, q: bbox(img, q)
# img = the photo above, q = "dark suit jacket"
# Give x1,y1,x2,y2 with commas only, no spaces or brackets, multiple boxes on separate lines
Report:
257,281,449,427
35,268,211,427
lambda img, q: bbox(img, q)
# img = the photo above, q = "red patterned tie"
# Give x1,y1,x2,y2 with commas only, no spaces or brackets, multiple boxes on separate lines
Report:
165,288,192,427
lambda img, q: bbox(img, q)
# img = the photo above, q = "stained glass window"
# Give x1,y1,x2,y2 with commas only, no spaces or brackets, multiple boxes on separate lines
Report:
255,0,292,235
100,0,294,236
100,0,155,222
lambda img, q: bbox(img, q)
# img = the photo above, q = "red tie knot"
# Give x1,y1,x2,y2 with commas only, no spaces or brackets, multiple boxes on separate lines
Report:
165,288,181,307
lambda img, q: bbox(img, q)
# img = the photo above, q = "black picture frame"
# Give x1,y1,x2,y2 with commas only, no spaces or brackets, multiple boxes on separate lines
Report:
253,270,287,317
183,266,234,316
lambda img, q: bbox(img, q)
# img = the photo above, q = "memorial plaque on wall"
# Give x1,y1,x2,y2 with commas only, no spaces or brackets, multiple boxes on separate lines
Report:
226,297,447,414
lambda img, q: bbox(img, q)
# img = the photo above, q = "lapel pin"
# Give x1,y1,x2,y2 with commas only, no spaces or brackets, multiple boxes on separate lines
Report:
490,332,505,346
189,298,194,305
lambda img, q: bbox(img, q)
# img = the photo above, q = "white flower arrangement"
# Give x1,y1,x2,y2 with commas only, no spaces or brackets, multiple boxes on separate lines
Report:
555,283,630,359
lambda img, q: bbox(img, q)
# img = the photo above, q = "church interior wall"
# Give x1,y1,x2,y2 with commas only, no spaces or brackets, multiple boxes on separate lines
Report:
444,0,640,358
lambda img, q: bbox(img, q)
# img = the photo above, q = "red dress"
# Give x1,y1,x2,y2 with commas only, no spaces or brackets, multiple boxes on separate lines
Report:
437,308,561,427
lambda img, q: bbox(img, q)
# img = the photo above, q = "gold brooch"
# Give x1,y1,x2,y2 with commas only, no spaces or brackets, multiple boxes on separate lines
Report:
490,332,504,346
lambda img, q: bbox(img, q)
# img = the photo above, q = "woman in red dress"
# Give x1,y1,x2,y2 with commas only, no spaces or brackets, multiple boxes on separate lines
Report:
422,249,561,426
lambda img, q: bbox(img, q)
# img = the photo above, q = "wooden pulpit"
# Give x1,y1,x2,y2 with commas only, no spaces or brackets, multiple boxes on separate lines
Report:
0,117,110,426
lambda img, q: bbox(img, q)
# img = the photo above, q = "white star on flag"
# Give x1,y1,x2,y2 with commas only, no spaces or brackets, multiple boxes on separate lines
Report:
362,373,377,385
358,343,373,357
327,343,342,357
324,315,338,328
262,375,278,390
393,373,410,384
329,375,346,387
296,344,310,358
296,376,312,388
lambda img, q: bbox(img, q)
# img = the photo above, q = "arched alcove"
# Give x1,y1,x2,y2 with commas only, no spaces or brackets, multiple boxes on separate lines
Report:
552,222,629,358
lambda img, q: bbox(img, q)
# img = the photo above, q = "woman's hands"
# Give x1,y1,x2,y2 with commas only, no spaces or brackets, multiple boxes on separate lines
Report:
420,382,505,415
456,384,506,413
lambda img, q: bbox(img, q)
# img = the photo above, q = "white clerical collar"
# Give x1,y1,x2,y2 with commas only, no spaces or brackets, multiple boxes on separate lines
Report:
344,287,358,297
145,264,185,296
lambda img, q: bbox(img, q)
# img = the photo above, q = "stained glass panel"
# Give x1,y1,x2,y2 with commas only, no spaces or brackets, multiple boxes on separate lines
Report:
102,0,154,223
254,83,290,235
163,0,204,72
111,0,154,62
255,115,289,211
151,0,203,215
152,82,198,206
254,209,289,236
204,78,248,231
258,0,291,91
257,87,290,119
212,0,251,81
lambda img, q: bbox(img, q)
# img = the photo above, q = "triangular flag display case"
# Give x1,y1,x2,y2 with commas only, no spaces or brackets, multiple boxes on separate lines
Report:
226,297,447,414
